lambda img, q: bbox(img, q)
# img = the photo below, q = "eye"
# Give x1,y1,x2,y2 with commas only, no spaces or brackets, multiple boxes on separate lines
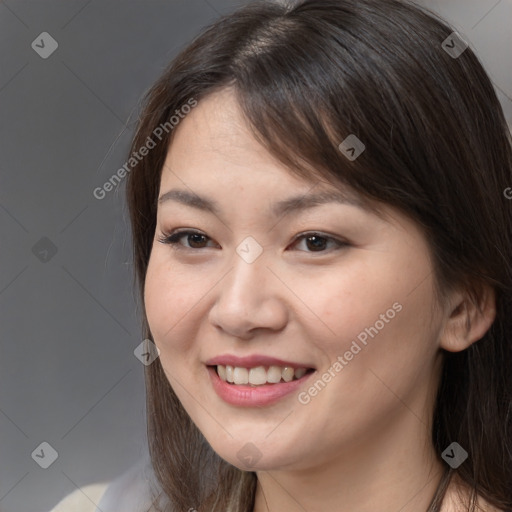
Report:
158,229,348,254
157,229,217,250
290,232,348,253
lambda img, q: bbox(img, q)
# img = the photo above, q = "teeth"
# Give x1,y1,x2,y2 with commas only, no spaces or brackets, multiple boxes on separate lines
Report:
282,367,294,382
267,365,283,383
249,366,267,385
216,365,310,386
294,368,307,379
233,367,249,385
217,365,227,381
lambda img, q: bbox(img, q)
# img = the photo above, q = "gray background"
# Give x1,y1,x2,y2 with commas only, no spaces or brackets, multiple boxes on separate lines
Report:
0,1,510,511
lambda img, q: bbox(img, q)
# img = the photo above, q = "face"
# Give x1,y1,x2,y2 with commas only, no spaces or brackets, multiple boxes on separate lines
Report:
144,88,447,472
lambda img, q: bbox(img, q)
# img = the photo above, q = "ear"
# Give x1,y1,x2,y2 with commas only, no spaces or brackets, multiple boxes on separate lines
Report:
439,283,496,353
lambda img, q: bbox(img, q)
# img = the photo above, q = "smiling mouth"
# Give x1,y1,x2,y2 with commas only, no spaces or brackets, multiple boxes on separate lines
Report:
210,365,315,386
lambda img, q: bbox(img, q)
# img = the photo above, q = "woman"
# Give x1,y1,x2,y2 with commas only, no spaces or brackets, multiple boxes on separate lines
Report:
50,0,512,510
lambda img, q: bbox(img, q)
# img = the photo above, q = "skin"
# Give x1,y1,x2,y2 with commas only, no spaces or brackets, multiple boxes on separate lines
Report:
144,88,497,512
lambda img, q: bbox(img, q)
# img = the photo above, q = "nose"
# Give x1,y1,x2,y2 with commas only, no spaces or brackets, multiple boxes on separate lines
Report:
208,251,288,340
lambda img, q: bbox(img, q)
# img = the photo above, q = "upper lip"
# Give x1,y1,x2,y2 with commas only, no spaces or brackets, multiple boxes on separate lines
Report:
205,354,315,369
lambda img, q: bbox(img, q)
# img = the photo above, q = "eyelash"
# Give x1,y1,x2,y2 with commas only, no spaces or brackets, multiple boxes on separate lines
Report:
157,229,349,254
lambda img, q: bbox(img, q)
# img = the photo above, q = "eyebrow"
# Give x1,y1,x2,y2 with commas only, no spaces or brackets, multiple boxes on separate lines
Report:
157,188,366,217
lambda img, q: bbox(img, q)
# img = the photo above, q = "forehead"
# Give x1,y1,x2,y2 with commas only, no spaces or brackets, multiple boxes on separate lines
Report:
162,89,328,190
159,88,388,221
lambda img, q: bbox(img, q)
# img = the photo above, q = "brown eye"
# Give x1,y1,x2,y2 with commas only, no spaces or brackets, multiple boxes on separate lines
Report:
304,235,328,251
291,232,348,253
185,233,209,248
157,230,216,250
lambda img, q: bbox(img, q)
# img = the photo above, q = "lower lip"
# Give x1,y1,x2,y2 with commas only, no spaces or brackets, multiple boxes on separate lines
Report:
207,366,315,407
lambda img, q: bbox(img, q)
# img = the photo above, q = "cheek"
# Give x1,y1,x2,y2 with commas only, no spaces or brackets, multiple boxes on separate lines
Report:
324,282,440,416
144,258,208,404
300,250,439,371
293,260,401,350
144,255,196,354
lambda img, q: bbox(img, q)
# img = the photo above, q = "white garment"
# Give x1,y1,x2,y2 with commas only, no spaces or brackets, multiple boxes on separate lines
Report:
48,483,109,512
48,455,166,512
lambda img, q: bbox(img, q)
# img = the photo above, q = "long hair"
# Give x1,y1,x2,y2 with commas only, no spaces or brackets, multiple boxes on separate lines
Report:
125,1,512,510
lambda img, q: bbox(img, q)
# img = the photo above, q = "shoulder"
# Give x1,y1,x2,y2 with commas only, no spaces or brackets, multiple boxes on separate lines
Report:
48,455,171,512
48,483,109,512
95,455,170,511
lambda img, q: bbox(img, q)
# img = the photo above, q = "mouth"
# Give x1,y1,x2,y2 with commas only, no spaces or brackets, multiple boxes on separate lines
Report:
208,364,316,387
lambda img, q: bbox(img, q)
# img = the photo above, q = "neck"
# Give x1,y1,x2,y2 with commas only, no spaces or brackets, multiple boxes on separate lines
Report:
253,411,446,512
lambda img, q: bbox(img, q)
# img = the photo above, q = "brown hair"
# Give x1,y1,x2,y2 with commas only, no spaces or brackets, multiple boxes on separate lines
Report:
126,0,512,510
